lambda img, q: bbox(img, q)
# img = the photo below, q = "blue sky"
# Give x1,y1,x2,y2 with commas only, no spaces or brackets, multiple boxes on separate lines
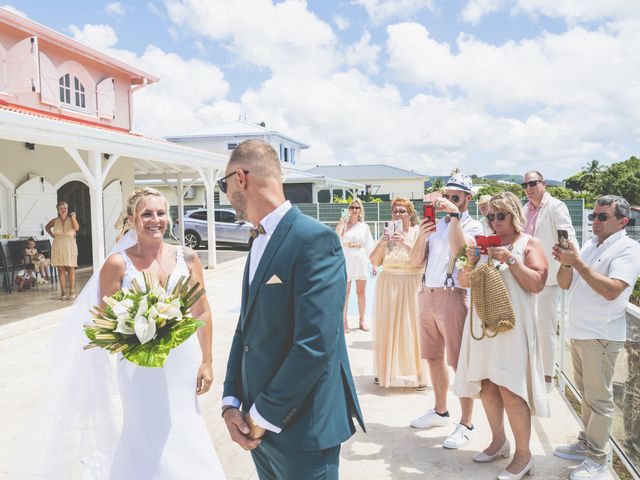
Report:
6,1,640,180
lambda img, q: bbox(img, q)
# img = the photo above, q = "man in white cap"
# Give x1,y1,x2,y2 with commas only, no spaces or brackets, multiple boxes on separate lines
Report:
477,194,492,234
409,172,483,449
522,170,577,391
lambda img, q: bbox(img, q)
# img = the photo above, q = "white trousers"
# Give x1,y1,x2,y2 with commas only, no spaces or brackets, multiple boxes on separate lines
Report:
536,284,560,378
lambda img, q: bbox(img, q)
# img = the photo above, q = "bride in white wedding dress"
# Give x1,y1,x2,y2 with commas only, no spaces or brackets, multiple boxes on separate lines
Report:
101,188,226,479
10,187,226,480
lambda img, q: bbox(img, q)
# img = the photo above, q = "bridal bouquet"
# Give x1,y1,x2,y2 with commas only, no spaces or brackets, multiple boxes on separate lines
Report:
83,273,205,367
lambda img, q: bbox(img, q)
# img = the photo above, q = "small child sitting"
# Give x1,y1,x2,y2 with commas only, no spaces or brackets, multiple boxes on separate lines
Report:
23,238,50,282
15,263,37,291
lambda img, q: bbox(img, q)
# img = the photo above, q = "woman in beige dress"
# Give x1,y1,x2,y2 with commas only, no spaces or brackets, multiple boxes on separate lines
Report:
454,192,549,480
370,197,428,389
45,201,79,300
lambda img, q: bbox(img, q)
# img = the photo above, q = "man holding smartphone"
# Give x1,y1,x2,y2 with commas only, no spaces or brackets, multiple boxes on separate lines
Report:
521,170,577,391
553,195,640,480
409,173,483,449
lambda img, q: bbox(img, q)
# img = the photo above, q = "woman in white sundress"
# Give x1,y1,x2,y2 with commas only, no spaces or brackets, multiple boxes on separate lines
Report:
455,192,549,480
336,198,375,332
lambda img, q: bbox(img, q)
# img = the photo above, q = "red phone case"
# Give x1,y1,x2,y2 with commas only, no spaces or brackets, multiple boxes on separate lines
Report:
475,235,501,254
423,204,436,231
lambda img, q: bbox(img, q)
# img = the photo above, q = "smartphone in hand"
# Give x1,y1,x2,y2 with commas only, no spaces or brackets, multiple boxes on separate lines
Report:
557,229,569,249
384,221,393,236
341,208,349,220
475,235,501,254
423,203,436,231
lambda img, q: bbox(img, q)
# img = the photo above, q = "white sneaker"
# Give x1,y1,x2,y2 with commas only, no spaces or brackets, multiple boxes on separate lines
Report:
443,423,474,449
570,458,611,480
410,409,451,429
554,441,589,461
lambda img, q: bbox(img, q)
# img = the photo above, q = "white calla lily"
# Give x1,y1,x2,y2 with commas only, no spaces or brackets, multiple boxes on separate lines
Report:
134,314,156,344
155,299,183,321
115,315,134,335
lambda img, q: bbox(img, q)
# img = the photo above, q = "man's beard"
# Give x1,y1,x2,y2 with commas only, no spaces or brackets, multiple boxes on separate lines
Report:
231,190,247,221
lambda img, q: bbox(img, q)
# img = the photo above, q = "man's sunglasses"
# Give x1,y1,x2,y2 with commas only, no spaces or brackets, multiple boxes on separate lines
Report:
588,212,617,222
443,194,461,203
521,180,542,189
486,212,511,222
218,170,249,194
349,206,361,210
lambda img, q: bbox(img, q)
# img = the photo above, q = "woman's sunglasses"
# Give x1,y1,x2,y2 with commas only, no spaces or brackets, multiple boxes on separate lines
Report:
349,206,361,210
217,170,249,194
392,209,408,214
486,212,511,222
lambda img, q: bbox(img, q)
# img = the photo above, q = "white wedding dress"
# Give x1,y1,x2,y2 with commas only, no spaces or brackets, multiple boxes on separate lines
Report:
109,248,226,479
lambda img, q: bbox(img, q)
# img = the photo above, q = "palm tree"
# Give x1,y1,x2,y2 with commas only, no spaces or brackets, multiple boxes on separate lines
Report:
582,159,603,176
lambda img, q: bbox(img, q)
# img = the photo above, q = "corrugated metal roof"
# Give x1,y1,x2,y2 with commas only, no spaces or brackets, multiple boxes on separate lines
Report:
305,164,426,180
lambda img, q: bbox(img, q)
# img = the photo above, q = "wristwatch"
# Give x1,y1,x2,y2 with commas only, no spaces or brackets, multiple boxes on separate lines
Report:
506,255,516,266
449,212,460,219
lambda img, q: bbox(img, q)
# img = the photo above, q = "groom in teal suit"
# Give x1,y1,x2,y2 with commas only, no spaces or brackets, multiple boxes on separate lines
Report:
220,140,365,479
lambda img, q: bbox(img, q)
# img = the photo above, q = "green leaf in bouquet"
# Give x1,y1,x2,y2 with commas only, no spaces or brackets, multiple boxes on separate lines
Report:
122,317,204,368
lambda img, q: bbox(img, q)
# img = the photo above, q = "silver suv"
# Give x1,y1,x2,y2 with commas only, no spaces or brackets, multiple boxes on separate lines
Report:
172,208,252,249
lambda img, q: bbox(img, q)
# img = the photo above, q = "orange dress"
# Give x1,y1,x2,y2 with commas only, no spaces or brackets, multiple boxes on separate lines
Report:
51,218,78,267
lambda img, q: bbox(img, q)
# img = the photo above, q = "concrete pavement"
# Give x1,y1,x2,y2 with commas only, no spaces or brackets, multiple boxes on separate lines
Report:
0,255,586,479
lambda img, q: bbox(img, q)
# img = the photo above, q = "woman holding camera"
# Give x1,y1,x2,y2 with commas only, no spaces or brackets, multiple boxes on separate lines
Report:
46,201,79,300
370,197,428,389
454,192,549,480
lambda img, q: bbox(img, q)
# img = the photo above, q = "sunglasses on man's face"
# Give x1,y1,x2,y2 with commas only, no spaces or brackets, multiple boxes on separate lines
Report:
217,170,249,194
521,180,542,189
349,206,361,210
486,212,511,222
443,194,461,203
588,212,617,222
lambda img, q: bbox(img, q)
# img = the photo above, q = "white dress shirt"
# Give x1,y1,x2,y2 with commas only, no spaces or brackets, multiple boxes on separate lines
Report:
222,200,292,434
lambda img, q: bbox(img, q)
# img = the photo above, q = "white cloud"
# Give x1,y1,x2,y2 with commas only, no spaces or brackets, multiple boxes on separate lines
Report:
1,4,26,17
352,0,437,24
165,0,338,75
461,0,507,24
334,14,350,31
105,2,125,16
345,32,381,75
68,24,230,136
68,24,119,49
146,2,162,17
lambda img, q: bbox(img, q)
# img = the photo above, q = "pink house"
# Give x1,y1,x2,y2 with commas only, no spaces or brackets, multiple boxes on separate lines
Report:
0,8,226,270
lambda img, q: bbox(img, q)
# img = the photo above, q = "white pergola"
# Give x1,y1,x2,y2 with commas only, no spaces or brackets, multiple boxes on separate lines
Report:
0,107,228,271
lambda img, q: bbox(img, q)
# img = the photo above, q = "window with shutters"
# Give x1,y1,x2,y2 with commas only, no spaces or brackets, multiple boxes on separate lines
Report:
59,73,87,110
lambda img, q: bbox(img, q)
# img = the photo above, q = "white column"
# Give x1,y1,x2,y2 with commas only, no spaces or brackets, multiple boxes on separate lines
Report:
88,150,105,270
197,167,218,269
176,173,185,246
329,187,334,203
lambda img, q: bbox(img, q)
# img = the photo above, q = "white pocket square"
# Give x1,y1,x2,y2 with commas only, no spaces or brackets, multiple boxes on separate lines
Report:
266,274,283,285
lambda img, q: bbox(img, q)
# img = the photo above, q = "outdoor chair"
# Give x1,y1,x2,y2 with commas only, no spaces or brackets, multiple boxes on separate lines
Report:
7,239,27,286
0,245,11,293
35,239,57,282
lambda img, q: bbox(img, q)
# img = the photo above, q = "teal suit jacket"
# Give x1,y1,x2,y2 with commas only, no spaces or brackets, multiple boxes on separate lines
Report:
223,206,365,452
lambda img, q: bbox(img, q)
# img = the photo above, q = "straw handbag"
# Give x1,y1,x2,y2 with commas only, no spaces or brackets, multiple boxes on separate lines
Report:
467,255,516,340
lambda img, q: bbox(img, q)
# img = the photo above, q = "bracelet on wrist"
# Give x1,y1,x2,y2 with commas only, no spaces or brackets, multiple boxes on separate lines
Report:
560,263,572,269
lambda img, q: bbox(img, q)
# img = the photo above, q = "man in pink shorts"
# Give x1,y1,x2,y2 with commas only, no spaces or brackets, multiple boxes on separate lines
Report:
409,173,483,449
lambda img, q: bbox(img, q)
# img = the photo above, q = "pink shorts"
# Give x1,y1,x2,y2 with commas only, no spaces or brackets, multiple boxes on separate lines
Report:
418,287,468,369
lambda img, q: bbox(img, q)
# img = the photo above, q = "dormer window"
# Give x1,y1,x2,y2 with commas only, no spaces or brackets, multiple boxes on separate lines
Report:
59,73,86,109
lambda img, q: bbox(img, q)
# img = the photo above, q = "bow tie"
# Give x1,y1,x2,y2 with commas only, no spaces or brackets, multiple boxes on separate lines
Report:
249,223,266,243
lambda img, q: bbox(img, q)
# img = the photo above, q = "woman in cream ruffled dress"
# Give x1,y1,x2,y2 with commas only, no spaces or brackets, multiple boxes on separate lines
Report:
370,197,428,389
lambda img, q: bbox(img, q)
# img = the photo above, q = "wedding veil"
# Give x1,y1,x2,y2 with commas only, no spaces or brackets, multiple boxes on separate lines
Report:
9,230,139,479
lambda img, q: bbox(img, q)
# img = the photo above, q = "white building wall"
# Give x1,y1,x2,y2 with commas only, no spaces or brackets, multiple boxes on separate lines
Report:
319,178,425,200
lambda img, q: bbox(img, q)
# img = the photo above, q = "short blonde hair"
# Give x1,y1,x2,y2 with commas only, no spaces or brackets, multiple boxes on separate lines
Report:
391,197,419,226
349,198,365,222
488,192,525,234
